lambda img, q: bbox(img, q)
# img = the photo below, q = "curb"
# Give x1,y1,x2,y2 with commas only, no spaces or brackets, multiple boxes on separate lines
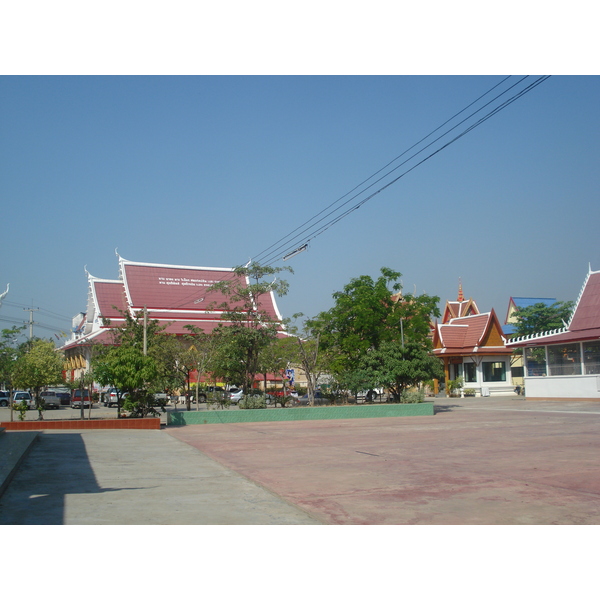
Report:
0,428,39,498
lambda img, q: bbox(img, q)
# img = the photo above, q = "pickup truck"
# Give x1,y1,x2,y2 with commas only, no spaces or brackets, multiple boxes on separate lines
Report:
39,391,61,409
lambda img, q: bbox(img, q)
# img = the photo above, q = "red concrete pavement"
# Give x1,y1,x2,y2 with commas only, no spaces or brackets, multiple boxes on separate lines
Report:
166,397,600,524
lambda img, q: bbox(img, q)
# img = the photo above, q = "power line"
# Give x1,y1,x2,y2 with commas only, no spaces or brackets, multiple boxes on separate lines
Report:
251,76,515,266
250,76,550,267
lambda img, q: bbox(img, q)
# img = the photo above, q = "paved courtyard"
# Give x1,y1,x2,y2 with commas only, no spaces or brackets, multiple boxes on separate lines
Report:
2,396,600,524
168,396,600,524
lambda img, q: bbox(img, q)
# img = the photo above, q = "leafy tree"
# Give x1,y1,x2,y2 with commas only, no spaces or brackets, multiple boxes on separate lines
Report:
93,344,159,417
207,262,292,394
512,301,574,337
12,339,64,419
93,310,166,417
0,326,26,392
355,340,444,401
311,267,442,400
282,314,335,407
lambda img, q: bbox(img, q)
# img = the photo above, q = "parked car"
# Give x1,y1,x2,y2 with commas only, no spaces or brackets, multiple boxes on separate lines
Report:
0,391,9,407
57,391,71,406
71,389,92,409
294,391,330,406
227,388,244,403
102,388,120,407
39,391,61,409
195,386,226,401
12,391,34,409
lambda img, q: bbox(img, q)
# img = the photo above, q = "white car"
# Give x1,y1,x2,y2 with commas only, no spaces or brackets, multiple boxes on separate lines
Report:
228,389,244,403
13,391,35,409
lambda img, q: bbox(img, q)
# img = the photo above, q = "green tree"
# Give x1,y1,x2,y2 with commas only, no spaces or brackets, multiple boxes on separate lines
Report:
512,301,574,337
12,339,64,419
0,326,25,390
311,267,442,400
207,262,292,394
93,344,159,417
355,340,444,401
283,314,335,407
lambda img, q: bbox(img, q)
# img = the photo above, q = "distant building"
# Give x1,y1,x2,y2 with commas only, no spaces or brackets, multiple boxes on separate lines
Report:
506,267,600,401
503,296,558,389
503,296,557,336
432,283,514,396
62,254,287,382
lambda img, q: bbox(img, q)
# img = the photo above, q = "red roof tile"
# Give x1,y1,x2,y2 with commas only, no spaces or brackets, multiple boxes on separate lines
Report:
94,281,127,318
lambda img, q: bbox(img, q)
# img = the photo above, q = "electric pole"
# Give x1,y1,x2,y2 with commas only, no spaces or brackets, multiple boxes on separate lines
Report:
24,307,39,340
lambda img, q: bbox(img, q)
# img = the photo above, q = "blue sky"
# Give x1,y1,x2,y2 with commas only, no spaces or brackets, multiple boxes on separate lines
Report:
1,74,599,340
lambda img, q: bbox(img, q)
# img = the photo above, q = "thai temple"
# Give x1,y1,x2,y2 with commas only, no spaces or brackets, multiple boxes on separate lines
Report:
62,254,286,382
432,283,514,396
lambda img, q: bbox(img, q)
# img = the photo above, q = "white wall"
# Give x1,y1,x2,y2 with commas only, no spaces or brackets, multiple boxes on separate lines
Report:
524,375,600,399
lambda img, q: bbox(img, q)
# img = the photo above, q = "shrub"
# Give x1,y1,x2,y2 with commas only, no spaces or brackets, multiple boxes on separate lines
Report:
13,400,28,421
399,389,425,404
239,394,267,409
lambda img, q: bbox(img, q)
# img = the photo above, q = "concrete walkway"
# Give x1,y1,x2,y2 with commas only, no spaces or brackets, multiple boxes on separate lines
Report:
0,429,321,524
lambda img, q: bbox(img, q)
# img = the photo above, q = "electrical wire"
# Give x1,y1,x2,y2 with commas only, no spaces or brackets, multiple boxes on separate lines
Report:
249,75,550,266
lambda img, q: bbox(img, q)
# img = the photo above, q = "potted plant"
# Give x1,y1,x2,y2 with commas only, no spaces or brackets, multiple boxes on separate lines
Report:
447,376,464,397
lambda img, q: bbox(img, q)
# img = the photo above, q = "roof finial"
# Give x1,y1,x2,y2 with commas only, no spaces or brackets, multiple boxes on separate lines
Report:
457,278,464,302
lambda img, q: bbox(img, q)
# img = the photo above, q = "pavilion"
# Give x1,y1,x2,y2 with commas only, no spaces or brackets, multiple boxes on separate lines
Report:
432,284,514,396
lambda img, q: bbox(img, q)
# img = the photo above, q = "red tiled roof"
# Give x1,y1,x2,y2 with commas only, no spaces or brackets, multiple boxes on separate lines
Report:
569,272,600,331
508,271,600,348
434,310,510,356
64,257,288,353
121,263,243,312
94,281,127,318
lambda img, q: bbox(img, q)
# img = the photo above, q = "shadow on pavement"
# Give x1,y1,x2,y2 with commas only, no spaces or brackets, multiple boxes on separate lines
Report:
434,404,461,414
0,433,144,525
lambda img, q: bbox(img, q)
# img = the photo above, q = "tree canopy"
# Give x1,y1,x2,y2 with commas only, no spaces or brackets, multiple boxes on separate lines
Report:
207,262,292,393
512,301,574,337
309,267,442,399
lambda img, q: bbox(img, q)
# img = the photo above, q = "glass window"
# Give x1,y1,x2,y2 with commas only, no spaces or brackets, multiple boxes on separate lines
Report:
547,343,581,376
464,362,477,382
583,341,600,375
525,347,547,376
483,361,506,382
511,366,524,378
451,363,463,380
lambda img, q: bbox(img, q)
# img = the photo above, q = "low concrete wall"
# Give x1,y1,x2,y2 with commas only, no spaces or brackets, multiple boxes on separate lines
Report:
168,402,434,426
0,418,161,431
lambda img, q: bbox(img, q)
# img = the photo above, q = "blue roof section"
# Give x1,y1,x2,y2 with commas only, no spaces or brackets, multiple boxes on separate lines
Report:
511,297,556,308
503,323,517,335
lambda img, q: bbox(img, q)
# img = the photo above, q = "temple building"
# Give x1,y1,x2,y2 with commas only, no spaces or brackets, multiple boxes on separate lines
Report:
432,283,514,396
62,254,287,383
506,267,600,401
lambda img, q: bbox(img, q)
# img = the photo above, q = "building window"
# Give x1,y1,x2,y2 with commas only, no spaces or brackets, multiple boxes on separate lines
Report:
483,361,506,382
583,341,600,374
464,362,477,382
511,366,524,378
451,363,463,380
547,343,581,376
525,347,547,376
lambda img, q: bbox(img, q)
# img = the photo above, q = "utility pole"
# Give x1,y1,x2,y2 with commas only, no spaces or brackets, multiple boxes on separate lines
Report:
143,306,148,355
23,307,39,340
